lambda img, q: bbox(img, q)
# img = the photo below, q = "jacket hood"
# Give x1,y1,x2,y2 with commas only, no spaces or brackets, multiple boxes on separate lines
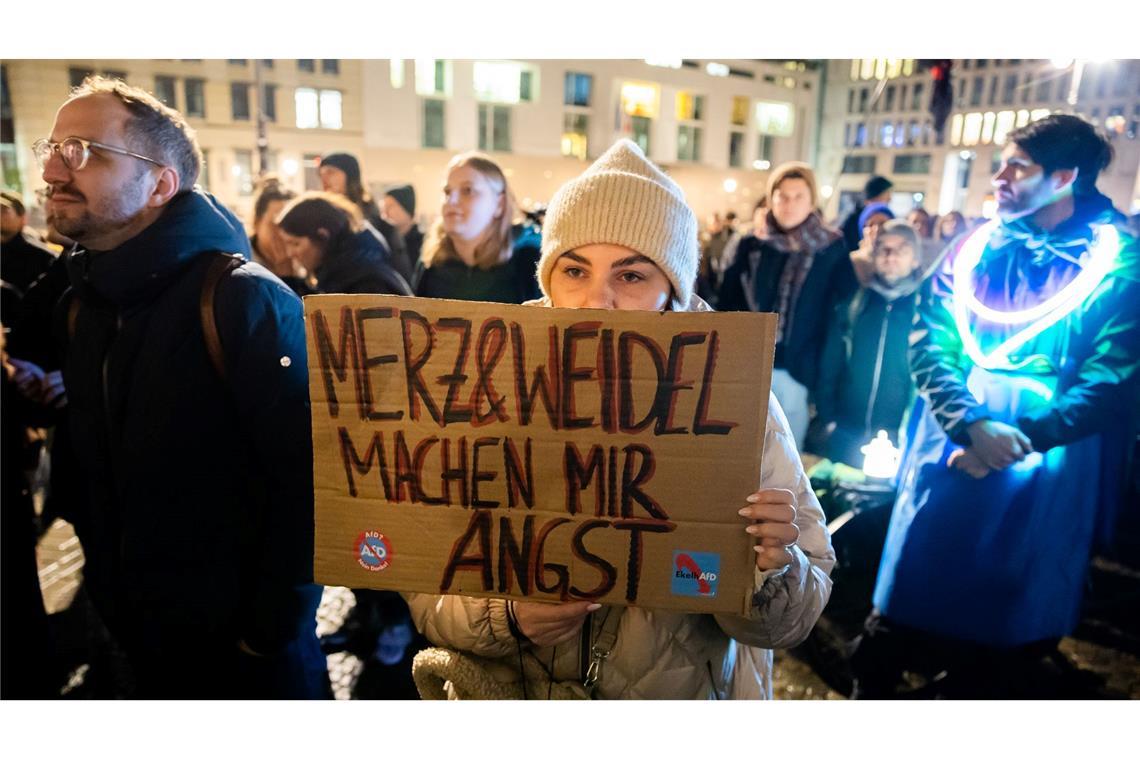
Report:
67,188,251,307
315,223,390,290
866,270,923,301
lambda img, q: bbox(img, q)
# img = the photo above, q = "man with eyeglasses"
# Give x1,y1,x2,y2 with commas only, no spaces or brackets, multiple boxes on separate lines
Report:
34,76,328,699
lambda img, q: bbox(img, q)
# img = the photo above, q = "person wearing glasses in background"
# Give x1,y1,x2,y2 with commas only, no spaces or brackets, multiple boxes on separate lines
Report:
31,77,329,699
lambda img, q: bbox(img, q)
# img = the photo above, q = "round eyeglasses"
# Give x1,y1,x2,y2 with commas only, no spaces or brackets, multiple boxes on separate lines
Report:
32,137,163,172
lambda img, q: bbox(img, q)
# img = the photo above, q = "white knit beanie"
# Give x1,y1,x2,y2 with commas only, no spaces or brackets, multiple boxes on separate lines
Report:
537,139,699,305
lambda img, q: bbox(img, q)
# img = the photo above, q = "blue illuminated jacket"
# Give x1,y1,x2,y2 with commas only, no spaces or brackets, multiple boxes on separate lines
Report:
910,191,1140,539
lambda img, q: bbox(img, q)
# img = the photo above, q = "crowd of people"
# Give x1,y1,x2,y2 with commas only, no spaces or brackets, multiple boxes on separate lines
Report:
2,74,1138,700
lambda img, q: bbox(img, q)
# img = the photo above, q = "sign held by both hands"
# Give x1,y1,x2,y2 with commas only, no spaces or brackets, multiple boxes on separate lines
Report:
305,295,776,615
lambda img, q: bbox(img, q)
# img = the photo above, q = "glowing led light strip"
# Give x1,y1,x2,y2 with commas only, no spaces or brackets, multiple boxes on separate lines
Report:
952,222,1120,371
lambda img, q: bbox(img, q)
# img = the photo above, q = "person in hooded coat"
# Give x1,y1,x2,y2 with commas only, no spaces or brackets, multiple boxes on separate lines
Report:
276,192,412,297
813,220,924,466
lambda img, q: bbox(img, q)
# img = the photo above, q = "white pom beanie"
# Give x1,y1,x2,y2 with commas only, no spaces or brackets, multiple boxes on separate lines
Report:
537,139,699,305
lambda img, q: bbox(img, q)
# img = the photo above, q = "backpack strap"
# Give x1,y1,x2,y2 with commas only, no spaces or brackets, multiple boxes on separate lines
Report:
66,290,81,343
200,253,244,381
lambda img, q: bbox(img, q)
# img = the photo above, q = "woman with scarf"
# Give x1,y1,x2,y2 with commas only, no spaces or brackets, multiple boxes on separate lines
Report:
812,220,924,466
718,162,858,448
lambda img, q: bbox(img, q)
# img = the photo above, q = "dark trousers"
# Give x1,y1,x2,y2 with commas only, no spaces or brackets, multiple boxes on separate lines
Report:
129,633,331,700
851,611,1073,699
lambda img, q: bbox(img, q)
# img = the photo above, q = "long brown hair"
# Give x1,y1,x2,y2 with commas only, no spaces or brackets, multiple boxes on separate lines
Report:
421,152,517,270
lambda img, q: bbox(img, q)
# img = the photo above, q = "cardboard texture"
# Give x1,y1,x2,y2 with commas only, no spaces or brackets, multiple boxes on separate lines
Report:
304,295,776,615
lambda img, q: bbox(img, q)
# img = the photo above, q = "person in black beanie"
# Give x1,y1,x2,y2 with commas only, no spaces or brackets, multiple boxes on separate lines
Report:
839,175,894,253
318,152,414,281
381,183,424,267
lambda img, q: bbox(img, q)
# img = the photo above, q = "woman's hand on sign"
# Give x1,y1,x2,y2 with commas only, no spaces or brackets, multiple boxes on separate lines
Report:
739,488,799,572
512,600,600,648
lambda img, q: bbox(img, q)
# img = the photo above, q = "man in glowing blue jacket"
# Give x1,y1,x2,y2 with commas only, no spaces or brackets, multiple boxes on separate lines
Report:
853,114,1140,697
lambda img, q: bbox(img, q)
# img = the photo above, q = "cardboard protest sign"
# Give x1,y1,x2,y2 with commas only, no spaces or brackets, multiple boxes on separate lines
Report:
305,295,776,615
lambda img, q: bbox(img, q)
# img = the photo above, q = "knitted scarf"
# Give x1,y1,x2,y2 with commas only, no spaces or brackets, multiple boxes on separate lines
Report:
762,211,842,344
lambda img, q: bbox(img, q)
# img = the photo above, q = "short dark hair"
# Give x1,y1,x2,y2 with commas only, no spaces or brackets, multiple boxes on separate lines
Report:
1007,114,1113,195
68,76,202,192
277,192,362,245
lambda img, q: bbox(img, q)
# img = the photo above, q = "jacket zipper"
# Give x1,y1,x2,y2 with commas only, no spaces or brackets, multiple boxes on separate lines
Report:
864,301,892,436
101,313,125,596
579,611,594,684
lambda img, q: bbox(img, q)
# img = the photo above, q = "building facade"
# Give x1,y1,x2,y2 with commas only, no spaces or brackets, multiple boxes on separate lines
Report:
816,58,1140,222
1,58,820,229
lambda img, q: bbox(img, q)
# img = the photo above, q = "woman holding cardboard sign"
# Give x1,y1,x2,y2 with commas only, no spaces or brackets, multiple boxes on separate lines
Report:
406,140,834,700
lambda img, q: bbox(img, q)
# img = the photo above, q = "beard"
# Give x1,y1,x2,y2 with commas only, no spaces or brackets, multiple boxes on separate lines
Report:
46,180,150,246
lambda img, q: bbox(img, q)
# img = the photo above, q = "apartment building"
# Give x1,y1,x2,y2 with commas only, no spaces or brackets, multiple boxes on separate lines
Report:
816,58,1140,220
1,58,821,226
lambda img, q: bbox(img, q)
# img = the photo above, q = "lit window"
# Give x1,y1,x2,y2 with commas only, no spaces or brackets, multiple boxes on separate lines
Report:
874,59,887,80
562,113,589,160
319,90,342,129
294,88,319,129
676,92,704,121
474,61,523,104
981,112,997,144
233,149,253,197
994,111,1016,145
390,60,404,89
620,82,660,118
963,112,983,146
415,59,448,96
645,59,682,69
860,59,875,80
1016,109,1030,128
902,59,915,77
851,60,860,81
731,96,750,127
294,88,342,130
755,101,794,136
1030,108,1051,122
706,62,729,77
950,113,964,146
887,59,902,79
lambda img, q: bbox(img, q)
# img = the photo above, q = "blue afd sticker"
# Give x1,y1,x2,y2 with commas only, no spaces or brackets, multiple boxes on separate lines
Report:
671,551,720,597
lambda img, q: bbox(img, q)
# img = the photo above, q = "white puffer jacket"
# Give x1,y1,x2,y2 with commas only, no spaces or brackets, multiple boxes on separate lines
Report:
406,296,835,699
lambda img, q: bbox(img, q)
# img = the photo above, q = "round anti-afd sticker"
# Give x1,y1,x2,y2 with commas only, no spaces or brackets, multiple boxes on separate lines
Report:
356,531,393,572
